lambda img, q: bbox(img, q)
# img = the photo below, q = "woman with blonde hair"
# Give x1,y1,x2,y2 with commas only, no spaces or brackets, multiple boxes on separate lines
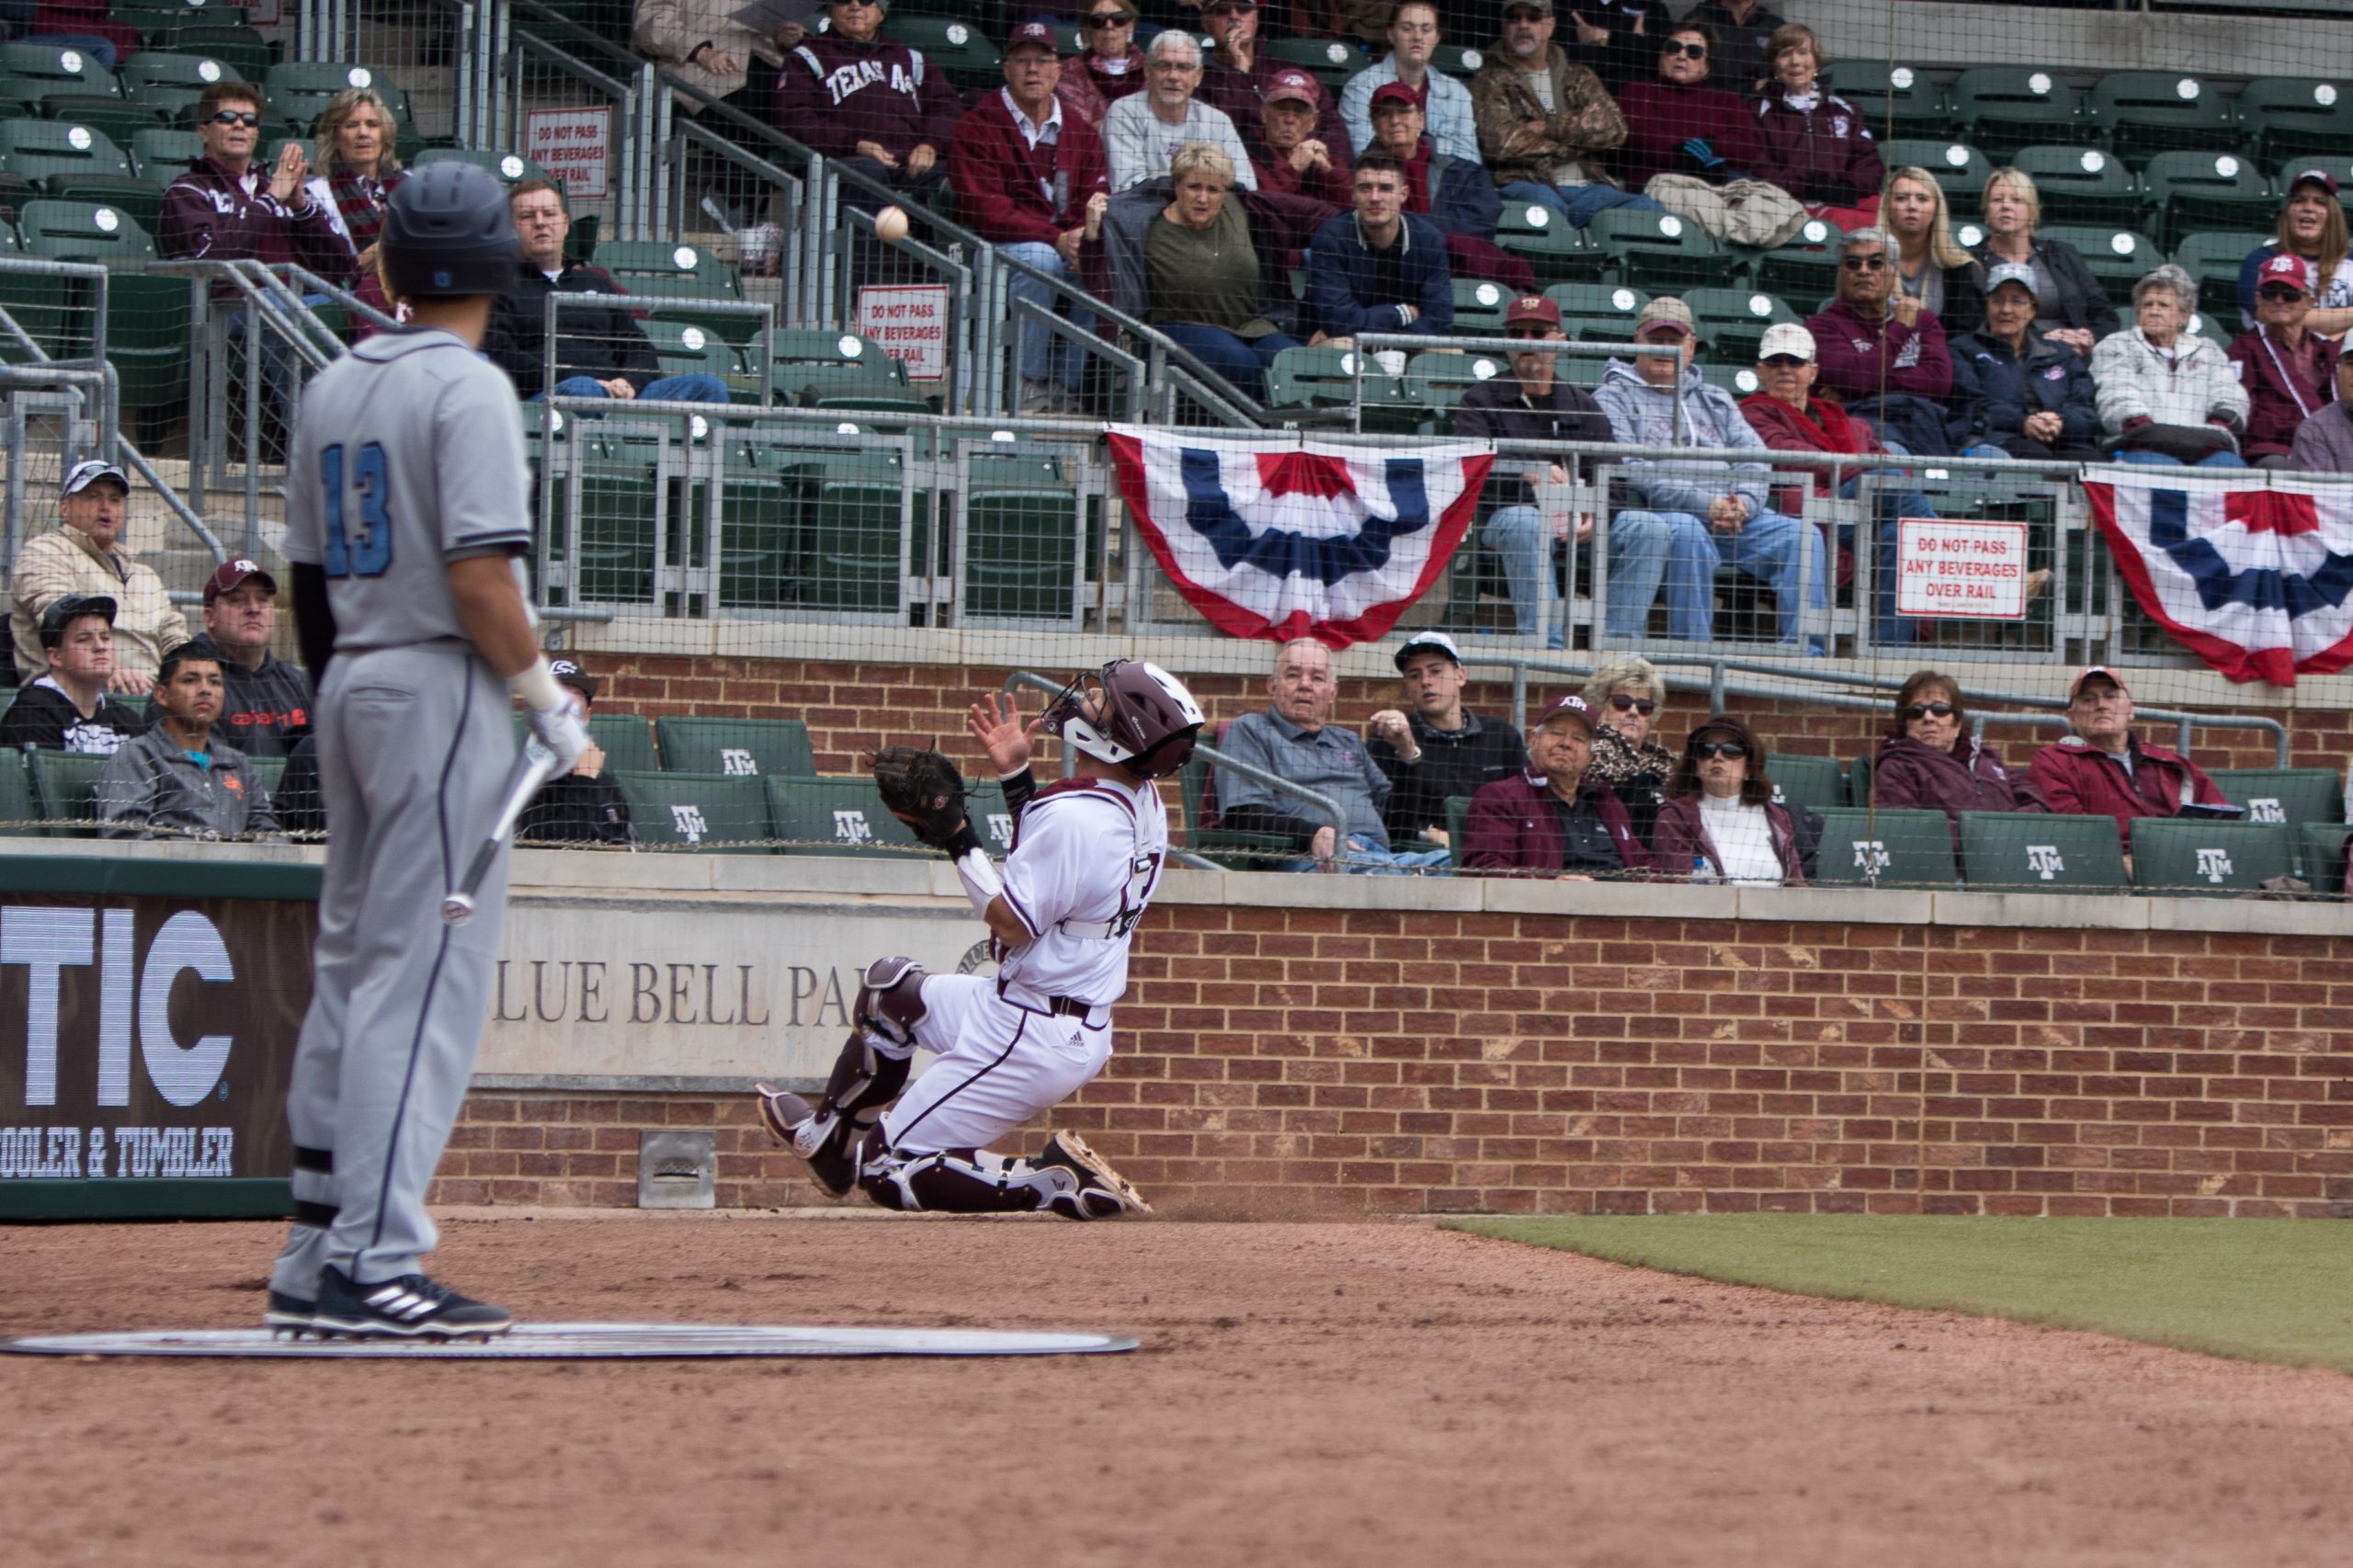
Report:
1881,165,1978,325
304,85,404,284
1579,654,1673,847
1961,166,2118,350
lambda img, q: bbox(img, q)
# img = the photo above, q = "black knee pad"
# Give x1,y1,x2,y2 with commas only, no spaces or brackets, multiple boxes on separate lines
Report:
854,957,929,1051
821,1030,914,1121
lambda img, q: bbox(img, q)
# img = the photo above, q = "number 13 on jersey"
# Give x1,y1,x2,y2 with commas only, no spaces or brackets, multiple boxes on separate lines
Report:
320,441,393,577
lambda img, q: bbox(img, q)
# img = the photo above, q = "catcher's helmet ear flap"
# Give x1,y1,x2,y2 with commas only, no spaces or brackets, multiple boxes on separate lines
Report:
380,160,519,301
1045,660,1204,778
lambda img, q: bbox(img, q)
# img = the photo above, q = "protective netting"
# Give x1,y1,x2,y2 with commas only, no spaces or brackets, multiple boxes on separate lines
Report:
0,0,2347,892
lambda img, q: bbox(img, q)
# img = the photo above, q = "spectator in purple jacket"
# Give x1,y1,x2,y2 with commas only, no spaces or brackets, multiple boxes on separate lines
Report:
1651,713,1805,884
1870,671,2041,849
1462,695,1651,878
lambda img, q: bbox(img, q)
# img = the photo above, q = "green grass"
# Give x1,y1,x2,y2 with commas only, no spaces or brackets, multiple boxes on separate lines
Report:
1442,1216,2353,1372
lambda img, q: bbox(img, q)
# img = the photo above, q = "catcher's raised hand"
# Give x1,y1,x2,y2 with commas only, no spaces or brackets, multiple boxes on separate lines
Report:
966,692,1045,776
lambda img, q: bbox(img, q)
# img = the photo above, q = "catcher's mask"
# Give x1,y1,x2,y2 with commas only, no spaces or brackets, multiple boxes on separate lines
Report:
1043,660,1204,778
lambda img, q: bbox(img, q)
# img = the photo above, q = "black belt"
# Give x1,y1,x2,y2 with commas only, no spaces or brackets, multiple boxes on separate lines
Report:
1048,995,1096,1017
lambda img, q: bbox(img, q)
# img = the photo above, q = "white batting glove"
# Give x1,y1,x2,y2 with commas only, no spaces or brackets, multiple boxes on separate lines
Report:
527,689,592,772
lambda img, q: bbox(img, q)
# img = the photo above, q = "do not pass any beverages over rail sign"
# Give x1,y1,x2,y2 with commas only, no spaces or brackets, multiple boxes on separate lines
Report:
1896,517,2029,619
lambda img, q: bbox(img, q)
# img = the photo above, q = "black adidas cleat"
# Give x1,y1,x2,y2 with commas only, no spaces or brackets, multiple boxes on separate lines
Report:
1033,1131,1153,1220
313,1267,513,1340
754,1082,858,1198
264,1290,317,1337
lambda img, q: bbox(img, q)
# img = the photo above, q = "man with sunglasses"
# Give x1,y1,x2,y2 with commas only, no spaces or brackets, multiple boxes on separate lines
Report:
1471,0,1660,231
1738,320,1925,646
1196,0,1355,162
1364,630,1526,850
161,80,352,279
1340,0,1478,165
1804,226,1954,457
2227,254,2341,470
1056,4,1147,127
1452,294,1646,646
951,22,1111,415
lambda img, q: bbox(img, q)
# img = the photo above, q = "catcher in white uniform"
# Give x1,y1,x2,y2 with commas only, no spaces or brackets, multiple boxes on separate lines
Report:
755,660,1203,1219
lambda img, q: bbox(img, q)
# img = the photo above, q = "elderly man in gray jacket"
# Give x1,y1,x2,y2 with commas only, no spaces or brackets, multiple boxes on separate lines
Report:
97,643,278,840
1593,296,1826,652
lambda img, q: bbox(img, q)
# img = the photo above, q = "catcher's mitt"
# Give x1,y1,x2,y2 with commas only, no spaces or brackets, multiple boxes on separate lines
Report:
869,745,977,853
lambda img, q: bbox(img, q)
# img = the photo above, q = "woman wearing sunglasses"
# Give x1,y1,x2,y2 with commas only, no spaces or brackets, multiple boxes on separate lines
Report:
1578,655,1672,848
1610,22,1766,195
1057,4,1149,128
1870,670,2040,848
1652,714,1807,885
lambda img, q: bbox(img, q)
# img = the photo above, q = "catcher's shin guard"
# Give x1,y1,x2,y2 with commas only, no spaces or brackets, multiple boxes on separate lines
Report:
857,1137,1149,1221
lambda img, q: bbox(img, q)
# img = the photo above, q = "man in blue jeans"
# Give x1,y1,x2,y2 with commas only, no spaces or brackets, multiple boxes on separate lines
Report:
1593,296,1826,652
1452,293,1662,646
1470,0,1663,230
483,177,730,408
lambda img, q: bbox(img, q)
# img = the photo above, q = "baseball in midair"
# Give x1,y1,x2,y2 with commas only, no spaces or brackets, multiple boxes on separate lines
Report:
874,206,910,244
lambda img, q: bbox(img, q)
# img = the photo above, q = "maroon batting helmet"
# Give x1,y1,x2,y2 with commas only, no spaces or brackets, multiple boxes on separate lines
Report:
1043,660,1205,778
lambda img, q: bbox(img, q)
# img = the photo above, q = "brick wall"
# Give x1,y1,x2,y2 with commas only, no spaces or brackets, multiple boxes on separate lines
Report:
432,903,2353,1219
587,655,2349,776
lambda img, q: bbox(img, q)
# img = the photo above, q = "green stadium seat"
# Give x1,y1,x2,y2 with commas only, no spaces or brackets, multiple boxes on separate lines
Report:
1882,139,1993,193
566,458,660,605
413,146,548,186
965,474,1081,623
1810,807,1957,889
17,196,156,265
119,51,244,97
594,238,734,290
1442,793,1473,869
1951,67,2090,159
130,125,203,181
2205,767,2340,829
1681,286,1798,365
154,26,276,82
2239,78,2353,166
0,747,35,835
2174,230,2271,321
1544,279,1647,326
0,43,116,94
613,770,770,851
2141,150,2275,251
2039,223,2163,309
763,774,928,857
26,748,105,835
585,713,657,776
1452,277,1515,333
1752,217,1845,308
1697,363,1761,398
1178,746,1292,870
2090,71,2239,166
1429,43,1485,83
262,60,398,131
883,16,1004,90
1262,35,1361,90
621,268,755,347
1265,344,1402,412
0,220,69,358
1586,208,1722,291
1826,62,1949,138
809,453,907,613
1768,753,1844,816
39,93,161,149
1845,752,1871,810
2297,821,2350,893
1957,812,2128,892
2130,818,2293,896
640,319,739,392
2008,145,2141,231
654,716,813,777
778,361,909,406
770,327,891,369
1494,199,1605,284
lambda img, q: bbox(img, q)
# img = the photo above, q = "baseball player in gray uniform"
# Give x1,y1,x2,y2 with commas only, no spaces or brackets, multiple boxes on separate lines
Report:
265,163,591,1340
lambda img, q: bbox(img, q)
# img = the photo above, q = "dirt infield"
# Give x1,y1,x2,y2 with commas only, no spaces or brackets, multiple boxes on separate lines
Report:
6,1212,2351,1567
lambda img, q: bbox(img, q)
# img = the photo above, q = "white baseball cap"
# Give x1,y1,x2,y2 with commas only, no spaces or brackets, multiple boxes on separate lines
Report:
1394,630,1463,670
63,458,129,495
1757,323,1816,362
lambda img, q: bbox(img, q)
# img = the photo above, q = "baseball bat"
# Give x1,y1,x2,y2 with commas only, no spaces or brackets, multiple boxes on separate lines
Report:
440,738,560,926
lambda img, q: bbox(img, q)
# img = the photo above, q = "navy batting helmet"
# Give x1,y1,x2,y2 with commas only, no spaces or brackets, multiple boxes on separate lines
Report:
380,161,518,301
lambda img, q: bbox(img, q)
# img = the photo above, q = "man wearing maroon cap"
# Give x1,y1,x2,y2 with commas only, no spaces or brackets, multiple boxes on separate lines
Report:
1247,67,1351,205
2228,252,2341,468
1450,294,1631,646
2237,165,2353,336
1195,0,1355,161
1363,82,1534,290
1461,695,1650,876
2029,667,2234,862
1338,0,1477,164
172,558,313,757
950,22,1112,414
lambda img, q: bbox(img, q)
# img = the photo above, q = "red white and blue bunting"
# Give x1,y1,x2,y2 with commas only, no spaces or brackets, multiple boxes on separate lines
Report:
1106,426,1492,648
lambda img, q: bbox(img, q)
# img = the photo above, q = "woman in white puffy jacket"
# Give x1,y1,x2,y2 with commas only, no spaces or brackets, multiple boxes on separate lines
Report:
2089,264,2251,468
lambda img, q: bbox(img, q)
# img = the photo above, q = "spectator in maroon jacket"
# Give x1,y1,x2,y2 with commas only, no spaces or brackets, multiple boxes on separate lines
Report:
2227,253,2342,469
950,23,1112,414
1247,67,1352,207
773,0,963,199
1611,21,1765,194
1652,713,1806,884
1870,671,2041,850
1196,0,1355,162
2029,667,2234,865
1748,23,1881,232
1805,225,1955,456
1056,0,1148,127
1463,696,1651,878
